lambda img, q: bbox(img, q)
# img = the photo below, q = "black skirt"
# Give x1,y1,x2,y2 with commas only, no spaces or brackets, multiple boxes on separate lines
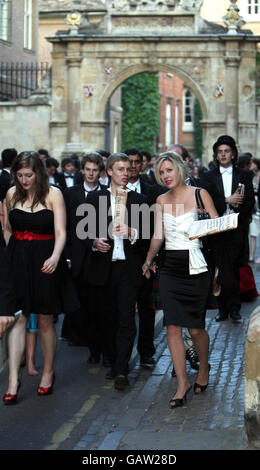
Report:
159,250,211,329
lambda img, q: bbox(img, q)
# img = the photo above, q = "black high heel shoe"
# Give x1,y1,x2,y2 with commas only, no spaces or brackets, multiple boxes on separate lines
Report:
194,364,211,394
169,386,191,409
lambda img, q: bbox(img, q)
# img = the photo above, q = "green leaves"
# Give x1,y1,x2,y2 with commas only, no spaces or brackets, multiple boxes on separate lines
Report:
121,73,160,153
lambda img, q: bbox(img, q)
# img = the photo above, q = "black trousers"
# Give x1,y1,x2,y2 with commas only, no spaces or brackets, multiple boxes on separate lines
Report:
137,274,155,358
61,275,89,346
98,261,139,376
216,230,248,315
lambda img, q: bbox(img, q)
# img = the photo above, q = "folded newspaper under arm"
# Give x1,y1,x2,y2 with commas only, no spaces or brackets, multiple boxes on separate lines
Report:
189,213,239,240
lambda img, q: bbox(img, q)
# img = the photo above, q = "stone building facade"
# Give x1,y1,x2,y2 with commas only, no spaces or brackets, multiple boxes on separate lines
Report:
0,0,259,162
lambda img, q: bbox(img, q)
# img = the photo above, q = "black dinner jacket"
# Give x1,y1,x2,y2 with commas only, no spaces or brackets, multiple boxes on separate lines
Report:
63,182,107,278
84,188,147,287
200,166,255,230
58,172,80,191
0,169,11,202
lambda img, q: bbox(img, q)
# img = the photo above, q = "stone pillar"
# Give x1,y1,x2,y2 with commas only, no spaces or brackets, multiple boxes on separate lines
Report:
244,306,260,449
224,42,240,141
64,54,83,154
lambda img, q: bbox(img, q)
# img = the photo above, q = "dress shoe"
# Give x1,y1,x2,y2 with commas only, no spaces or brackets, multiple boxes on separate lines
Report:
215,311,228,322
169,386,192,409
140,356,156,368
3,380,21,405
87,354,100,364
194,364,211,394
37,373,55,396
114,374,129,391
229,311,241,323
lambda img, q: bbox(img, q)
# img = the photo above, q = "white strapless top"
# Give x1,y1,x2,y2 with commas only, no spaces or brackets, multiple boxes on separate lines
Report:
162,211,208,275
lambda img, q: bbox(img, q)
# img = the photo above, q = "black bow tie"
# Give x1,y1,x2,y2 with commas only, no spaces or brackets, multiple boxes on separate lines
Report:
65,174,73,178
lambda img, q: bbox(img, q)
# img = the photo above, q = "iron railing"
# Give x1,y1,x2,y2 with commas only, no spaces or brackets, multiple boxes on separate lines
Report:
0,62,51,101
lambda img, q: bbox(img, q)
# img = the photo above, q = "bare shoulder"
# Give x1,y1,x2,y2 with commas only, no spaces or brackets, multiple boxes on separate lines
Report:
47,185,64,207
156,191,169,205
6,186,15,198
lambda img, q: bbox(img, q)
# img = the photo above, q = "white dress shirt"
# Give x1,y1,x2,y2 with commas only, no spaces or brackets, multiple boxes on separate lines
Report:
220,165,233,198
127,179,141,194
83,182,101,198
64,172,74,188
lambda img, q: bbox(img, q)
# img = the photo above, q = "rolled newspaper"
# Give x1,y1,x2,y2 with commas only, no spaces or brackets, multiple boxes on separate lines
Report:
113,187,128,233
189,213,239,240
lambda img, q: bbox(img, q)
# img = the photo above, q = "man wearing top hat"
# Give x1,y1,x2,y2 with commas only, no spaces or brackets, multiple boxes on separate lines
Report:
200,135,255,323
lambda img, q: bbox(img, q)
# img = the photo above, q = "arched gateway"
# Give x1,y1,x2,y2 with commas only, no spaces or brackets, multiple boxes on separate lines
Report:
47,0,260,162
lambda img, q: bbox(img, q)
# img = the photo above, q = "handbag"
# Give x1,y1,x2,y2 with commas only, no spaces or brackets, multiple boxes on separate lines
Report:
195,188,210,220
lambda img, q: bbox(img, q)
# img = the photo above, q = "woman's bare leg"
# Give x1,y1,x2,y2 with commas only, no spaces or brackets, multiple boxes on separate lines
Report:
26,332,39,376
189,328,209,391
167,324,190,398
37,314,57,387
6,314,27,394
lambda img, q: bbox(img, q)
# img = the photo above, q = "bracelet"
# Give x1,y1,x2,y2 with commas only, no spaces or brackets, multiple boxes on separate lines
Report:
144,261,152,268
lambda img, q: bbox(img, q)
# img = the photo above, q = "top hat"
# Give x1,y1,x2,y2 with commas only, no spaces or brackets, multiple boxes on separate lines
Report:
213,135,238,158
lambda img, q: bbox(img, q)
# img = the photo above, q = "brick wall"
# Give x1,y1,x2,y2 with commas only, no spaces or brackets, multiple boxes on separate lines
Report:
0,0,38,63
158,72,183,152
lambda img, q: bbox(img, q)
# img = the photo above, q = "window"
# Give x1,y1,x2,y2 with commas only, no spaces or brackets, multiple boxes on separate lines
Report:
183,89,194,131
248,0,258,15
165,102,172,148
24,0,33,49
0,0,11,41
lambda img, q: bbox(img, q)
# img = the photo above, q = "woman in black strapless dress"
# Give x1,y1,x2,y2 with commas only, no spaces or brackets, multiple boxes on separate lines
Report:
2,151,79,404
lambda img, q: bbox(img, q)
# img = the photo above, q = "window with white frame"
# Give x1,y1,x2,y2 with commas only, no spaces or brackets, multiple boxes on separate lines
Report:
0,0,11,41
248,0,258,15
183,89,194,131
240,0,259,18
165,102,172,148
24,0,33,49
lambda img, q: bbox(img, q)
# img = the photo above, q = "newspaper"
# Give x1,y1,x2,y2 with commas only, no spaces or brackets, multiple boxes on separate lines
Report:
189,213,239,240
113,187,128,228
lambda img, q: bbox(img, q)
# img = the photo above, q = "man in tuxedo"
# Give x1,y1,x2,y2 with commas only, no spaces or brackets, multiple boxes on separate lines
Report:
84,153,147,390
140,151,157,185
61,152,107,350
200,135,255,323
59,157,77,190
45,158,65,190
124,147,160,368
0,148,17,202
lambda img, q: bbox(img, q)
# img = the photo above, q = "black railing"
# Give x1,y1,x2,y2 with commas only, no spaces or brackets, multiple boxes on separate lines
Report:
0,62,51,101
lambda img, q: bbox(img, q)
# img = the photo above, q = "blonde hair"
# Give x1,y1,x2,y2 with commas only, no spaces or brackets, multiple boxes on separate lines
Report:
154,151,189,186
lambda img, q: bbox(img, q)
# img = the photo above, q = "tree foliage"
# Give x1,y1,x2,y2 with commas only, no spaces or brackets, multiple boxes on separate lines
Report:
121,73,160,153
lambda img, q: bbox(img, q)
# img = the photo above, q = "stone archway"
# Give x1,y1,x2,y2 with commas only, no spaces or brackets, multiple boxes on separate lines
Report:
99,63,208,119
47,1,260,162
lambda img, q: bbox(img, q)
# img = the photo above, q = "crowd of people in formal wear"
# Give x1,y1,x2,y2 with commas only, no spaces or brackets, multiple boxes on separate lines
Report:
0,136,259,408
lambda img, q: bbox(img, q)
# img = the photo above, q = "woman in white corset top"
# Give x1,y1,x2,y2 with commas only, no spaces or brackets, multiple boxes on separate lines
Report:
142,152,218,408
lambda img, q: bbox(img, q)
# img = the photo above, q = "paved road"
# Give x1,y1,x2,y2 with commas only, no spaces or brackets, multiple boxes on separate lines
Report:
0,245,260,456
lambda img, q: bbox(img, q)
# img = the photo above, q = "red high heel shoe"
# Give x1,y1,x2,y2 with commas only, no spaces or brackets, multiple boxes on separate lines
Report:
3,380,21,405
37,373,55,396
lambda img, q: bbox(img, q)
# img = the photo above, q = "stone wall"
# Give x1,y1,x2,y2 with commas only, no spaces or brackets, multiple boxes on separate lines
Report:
0,96,51,157
245,306,260,449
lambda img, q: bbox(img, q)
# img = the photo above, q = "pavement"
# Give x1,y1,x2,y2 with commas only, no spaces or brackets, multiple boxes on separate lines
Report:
72,242,260,453
1,243,260,456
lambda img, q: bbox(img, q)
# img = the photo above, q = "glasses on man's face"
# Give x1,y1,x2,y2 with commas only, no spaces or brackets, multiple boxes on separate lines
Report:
217,150,232,155
130,160,141,166
84,168,99,173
